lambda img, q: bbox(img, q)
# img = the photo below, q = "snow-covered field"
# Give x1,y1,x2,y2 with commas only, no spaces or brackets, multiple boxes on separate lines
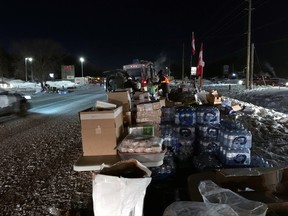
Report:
202,82,288,167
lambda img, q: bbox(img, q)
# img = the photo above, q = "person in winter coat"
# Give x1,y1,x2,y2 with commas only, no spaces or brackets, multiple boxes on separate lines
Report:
114,72,125,90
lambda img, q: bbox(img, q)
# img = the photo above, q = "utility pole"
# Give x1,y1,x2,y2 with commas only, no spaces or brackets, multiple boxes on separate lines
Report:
250,43,255,89
246,0,252,89
182,42,185,80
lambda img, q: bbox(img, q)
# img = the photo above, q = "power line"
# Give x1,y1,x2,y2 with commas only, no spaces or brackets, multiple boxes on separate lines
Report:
253,0,271,9
254,45,263,73
205,9,246,40
201,0,246,40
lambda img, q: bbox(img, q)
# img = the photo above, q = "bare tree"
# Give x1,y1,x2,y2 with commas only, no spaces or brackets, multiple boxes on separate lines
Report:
11,39,67,86
0,47,11,81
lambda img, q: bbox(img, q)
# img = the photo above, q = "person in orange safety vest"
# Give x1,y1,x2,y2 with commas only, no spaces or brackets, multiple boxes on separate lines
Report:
156,70,170,100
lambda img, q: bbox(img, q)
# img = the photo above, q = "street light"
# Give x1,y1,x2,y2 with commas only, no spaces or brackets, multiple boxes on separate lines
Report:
25,57,32,81
30,58,33,81
80,57,85,78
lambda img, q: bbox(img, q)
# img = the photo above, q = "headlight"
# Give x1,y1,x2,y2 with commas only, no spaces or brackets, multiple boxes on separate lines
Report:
285,82,288,87
24,95,31,100
0,83,8,88
238,80,244,85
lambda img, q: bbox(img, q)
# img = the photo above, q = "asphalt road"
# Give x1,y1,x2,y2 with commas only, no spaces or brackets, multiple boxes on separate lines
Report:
0,84,107,215
29,85,107,114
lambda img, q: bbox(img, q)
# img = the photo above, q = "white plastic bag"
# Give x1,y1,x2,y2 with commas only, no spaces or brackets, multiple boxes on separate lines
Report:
92,174,151,216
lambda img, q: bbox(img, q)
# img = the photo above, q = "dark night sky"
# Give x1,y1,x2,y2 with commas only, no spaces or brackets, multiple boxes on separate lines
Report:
1,0,288,76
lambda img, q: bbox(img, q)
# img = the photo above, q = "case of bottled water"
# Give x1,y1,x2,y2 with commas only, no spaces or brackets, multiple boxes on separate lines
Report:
176,137,194,160
223,147,251,166
160,124,173,137
175,106,196,125
161,106,176,123
219,128,252,149
220,119,245,130
162,134,179,149
198,139,219,155
197,123,220,141
173,125,196,139
218,145,225,163
196,106,220,125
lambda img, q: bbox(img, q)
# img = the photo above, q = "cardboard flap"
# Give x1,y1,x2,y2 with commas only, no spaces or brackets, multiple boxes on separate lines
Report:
80,106,123,120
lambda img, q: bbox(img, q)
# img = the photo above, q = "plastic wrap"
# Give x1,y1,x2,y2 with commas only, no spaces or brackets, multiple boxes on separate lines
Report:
163,201,238,216
118,134,163,153
198,180,268,216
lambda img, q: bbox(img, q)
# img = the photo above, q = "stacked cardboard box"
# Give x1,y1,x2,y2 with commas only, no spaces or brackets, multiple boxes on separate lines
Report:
107,91,132,126
136,100,165,124
79,106,123,156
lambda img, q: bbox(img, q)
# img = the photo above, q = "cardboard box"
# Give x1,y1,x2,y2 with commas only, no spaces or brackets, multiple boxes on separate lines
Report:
187,167,288,203
231,104,242,111
136,109,162,119
79,106,123,156
107,91,131,112
133,91,146,100
128,124,154,136
139,92,150,100
165,100,183,107
206,90,222,105
95,100,117,109
123,111,132,126
136,100,165,112
215,167,285,193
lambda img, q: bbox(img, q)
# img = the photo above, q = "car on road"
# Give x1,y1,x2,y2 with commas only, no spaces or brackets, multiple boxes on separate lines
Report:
89,76,104,86
0,88,31,116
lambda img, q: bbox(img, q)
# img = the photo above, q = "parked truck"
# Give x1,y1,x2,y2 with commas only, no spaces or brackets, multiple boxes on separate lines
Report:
123,60,156,87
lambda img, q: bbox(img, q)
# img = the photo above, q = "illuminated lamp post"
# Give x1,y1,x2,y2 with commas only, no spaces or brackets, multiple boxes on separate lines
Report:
80,57,85,78
25,57,33,81
30,58,33,81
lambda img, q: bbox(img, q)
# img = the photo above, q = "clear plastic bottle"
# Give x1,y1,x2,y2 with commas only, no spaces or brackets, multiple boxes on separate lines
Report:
175,112,180,125
196,106,220,124
223,129,252,149
225,147,251,166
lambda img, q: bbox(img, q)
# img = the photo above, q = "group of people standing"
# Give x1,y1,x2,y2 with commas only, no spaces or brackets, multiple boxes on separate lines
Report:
107,69,170,101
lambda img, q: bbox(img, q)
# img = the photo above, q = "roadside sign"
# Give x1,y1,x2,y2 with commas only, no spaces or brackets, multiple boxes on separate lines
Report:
191,67,197,75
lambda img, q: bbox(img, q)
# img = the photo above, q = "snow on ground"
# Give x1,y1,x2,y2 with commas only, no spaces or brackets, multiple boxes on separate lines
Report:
1,78,79,94
202,82,288,167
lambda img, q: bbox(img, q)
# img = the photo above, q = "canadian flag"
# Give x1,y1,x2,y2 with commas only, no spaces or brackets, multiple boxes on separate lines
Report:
192,32,196,55
196,43,205,77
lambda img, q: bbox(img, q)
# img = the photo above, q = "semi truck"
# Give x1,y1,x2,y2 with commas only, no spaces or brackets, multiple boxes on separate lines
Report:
123,60,156,87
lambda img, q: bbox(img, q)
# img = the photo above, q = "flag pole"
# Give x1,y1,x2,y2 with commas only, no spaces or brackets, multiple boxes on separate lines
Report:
200,69,203,91
196,43,204,91
182,42,185,80
191,32,197,90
